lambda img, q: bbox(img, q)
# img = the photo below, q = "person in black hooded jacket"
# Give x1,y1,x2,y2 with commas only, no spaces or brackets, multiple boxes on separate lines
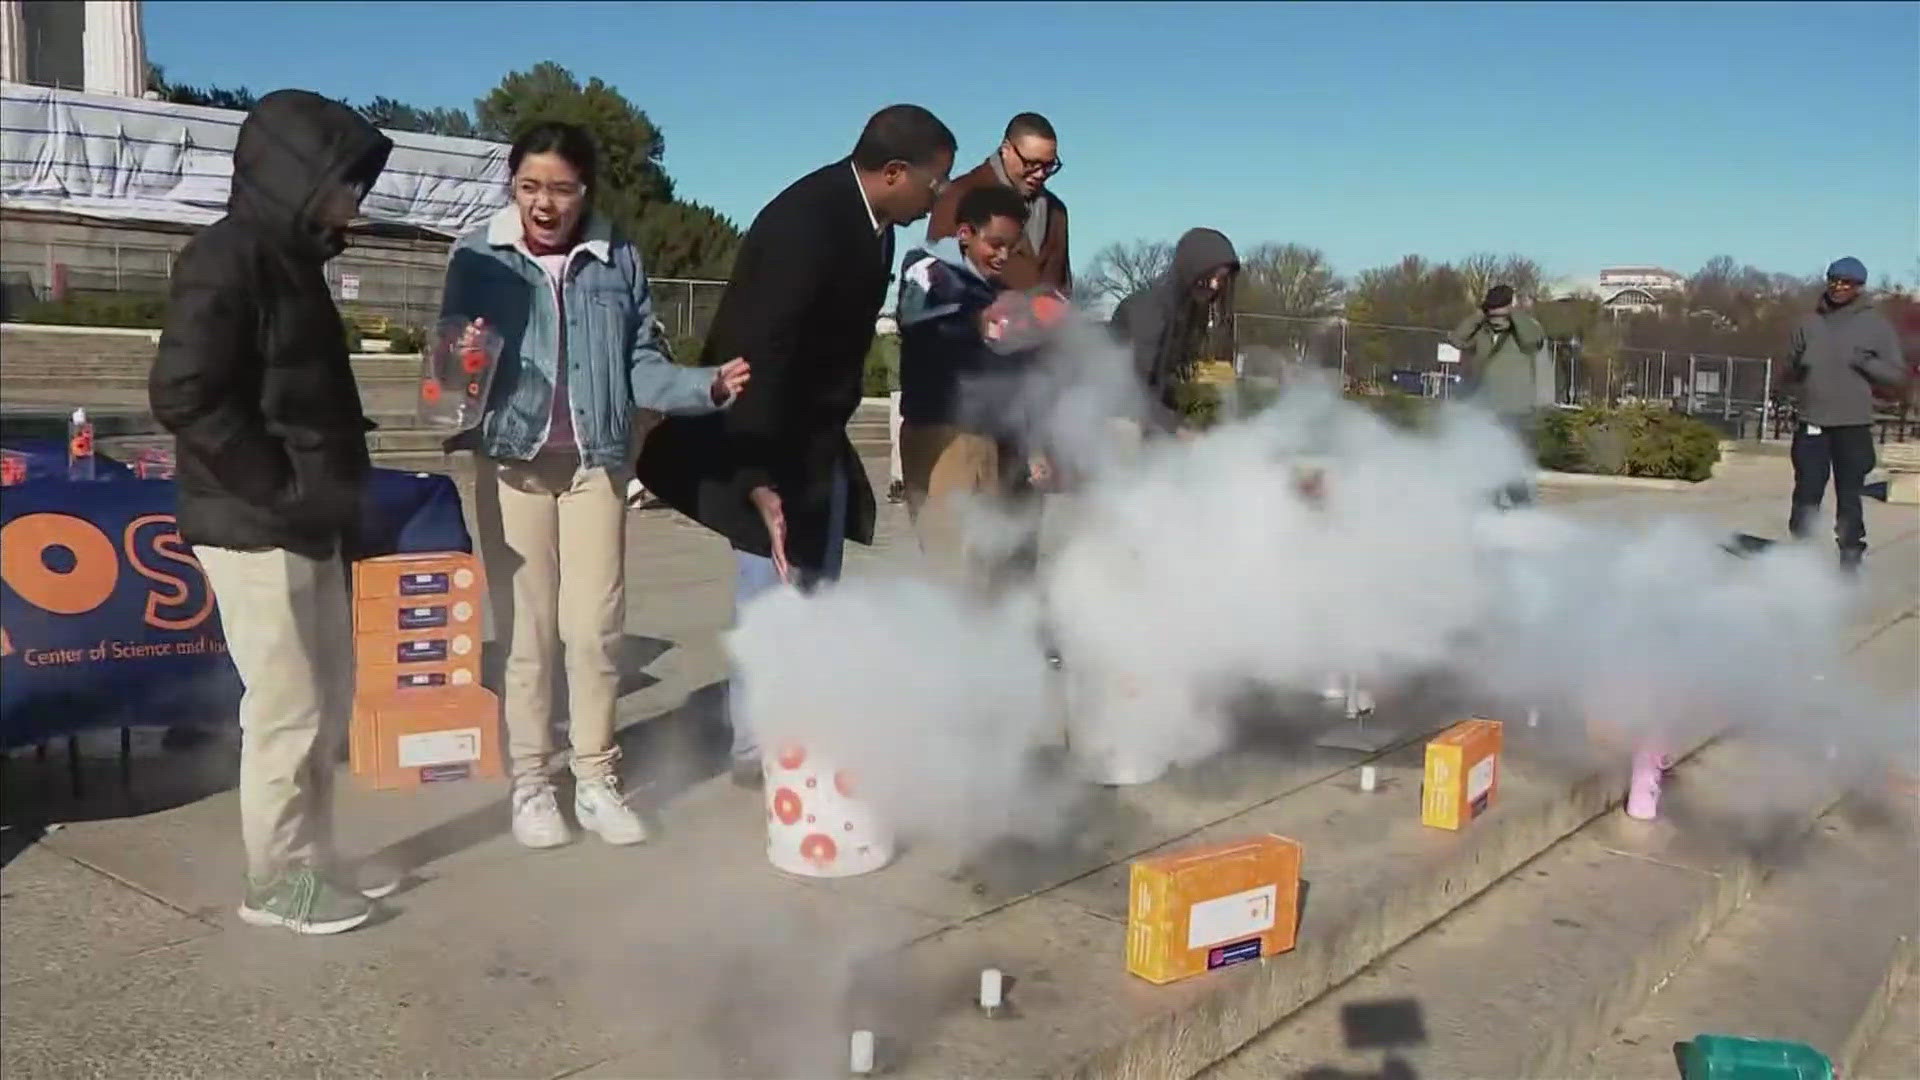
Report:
1108,228,1240,435
149,89,392,936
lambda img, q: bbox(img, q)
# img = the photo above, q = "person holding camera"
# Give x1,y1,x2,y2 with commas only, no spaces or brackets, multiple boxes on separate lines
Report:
1449,284,1547,506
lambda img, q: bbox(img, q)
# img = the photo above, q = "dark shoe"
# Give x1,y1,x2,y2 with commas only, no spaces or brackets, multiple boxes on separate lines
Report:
729,757,763,789
887,480,906,505
1839,548,1864,574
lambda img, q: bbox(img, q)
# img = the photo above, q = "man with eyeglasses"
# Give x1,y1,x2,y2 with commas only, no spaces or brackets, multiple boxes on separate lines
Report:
1782,256,1909,572
928,112,1070,296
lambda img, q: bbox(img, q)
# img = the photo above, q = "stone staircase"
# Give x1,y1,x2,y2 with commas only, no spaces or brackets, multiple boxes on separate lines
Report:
1,324,895,472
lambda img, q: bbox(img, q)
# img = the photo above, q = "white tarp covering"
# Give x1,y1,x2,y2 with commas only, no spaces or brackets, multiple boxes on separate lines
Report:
0,80,508,237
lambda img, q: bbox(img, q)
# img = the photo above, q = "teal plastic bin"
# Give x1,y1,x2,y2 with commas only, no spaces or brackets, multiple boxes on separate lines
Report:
1683,1035,1833,1080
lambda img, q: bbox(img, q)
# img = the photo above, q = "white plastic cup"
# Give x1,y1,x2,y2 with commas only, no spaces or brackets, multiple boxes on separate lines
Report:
1359,765,1378,793
764,744,894,878
979,968,1004,1011
849,1030,875,1075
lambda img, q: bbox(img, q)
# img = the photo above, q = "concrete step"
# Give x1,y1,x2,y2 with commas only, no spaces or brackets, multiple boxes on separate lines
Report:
1583,803,1918,1079
1854,973,1920,1079
874,718,1712,1080
1199,737,1849,1080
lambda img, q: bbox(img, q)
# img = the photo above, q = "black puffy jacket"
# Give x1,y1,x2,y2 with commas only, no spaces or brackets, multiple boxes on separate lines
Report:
149,90,392,559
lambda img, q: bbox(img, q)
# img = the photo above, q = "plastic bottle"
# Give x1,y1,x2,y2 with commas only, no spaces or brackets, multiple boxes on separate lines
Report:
67,407,95,481
1626,745,1666,820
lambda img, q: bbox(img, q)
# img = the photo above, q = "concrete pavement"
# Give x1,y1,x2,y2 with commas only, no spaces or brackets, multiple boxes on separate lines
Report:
2,450,1915,1078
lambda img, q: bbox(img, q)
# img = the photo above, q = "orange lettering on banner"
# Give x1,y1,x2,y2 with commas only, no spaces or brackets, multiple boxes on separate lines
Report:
0,513,119,615
123,514,214,631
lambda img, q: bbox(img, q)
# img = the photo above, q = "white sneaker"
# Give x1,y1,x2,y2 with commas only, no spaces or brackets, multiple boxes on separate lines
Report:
575,776,648,846
511,785,570,849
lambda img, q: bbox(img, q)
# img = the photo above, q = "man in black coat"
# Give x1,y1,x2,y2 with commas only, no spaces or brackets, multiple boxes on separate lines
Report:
149,89,391,935
638,104,955,776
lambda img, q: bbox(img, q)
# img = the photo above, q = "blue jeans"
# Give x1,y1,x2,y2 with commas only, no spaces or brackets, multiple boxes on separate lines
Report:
727,469,849,761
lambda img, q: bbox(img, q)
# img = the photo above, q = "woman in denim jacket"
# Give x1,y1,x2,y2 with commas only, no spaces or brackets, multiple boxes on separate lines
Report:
440,122,749,851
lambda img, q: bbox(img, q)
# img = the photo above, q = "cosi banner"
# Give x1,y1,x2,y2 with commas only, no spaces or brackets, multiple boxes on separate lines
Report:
1,478,241,748
0,469,471,747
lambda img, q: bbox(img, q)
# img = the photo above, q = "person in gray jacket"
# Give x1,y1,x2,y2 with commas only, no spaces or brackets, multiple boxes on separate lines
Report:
1450,284,1548,506
1783,256,1909,570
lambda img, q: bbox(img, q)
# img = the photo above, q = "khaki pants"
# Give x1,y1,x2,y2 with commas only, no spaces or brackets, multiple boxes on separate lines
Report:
194,545,353,883
900,421,1005,580
474,453,628,790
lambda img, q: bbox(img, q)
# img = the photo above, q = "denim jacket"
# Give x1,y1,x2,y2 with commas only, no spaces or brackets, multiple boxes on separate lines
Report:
439,207,716,468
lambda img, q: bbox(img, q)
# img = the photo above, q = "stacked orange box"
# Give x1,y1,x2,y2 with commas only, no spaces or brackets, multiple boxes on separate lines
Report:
349,552,502,790
1421,718,1503,830
1127,834,1303,985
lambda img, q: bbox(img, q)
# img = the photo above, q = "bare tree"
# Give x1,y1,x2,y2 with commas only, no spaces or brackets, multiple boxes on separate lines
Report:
1457,252,1545,307
1083,240,1173,303
1238,242,1345,317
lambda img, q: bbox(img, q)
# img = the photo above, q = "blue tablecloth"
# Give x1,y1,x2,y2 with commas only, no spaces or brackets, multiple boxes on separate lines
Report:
1,458,471,748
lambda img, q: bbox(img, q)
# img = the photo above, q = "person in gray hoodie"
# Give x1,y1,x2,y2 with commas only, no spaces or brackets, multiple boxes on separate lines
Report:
1108,228,1240,435
1783,256,1909,570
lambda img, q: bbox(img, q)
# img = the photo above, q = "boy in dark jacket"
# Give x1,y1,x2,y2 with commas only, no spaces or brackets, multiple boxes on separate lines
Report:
896,184,1053,580
1783,257,1910,570
149,89,392,935
1109,228,1240,436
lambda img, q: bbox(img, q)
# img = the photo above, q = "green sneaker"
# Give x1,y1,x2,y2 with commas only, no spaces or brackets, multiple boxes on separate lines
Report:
238,867,373,935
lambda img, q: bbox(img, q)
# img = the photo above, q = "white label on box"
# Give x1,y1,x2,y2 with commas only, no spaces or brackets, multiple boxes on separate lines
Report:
1467,755,1496,803
396,727,481,769
1187,883,1278,949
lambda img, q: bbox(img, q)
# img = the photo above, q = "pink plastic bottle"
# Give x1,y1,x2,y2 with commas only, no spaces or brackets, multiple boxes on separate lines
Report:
1626,746,1667,820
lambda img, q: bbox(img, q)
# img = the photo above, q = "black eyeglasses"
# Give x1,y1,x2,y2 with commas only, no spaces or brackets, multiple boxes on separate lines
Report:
1005,142,1062,179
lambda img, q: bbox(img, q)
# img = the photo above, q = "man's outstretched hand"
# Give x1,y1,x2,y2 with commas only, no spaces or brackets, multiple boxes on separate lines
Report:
748,485,791,583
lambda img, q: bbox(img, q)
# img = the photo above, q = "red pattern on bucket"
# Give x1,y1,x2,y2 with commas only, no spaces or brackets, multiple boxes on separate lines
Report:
800,834,838,866
772,787,802,826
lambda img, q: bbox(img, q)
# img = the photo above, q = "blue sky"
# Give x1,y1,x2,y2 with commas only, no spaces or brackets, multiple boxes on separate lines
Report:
146,1,1919,287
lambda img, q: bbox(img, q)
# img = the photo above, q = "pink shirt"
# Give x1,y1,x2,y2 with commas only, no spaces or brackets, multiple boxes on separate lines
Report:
533,251,575,452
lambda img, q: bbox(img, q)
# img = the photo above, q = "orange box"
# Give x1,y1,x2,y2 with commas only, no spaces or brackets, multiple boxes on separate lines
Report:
353,595,482,635
353,551,482,603
353,629,482,698
1421,719,1503,830
350,685,502,790
1127,834,1302,985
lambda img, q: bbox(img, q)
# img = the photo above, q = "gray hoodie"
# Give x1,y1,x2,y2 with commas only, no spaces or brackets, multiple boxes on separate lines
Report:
1785,297,1908,427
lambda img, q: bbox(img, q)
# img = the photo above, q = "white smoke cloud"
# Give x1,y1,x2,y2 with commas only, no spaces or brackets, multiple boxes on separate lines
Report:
724,307,1906,860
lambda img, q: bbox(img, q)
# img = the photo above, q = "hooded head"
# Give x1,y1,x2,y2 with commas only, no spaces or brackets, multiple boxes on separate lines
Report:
1169,227,1239,300
230,89,393,261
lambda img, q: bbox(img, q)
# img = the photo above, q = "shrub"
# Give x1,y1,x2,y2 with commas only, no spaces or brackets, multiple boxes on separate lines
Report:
1348,389,1438,432
1537,404,1719,481
665,332,705,367
13,291,167,328
385,325,427,354
863,333,900,397
1175,381,1222,428
341,320,364,353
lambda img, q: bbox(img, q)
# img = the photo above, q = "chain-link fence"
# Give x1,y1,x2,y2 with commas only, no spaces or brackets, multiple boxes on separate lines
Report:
1235,312,1462,399
1235,310,1788,432
0,230,731,343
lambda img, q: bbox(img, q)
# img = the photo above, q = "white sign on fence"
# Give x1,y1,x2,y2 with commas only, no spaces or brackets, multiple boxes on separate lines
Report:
339,274,360,301
1436,343,1461,365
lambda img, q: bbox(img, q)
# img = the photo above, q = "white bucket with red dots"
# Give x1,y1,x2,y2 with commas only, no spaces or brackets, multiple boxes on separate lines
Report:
763,743,894,878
